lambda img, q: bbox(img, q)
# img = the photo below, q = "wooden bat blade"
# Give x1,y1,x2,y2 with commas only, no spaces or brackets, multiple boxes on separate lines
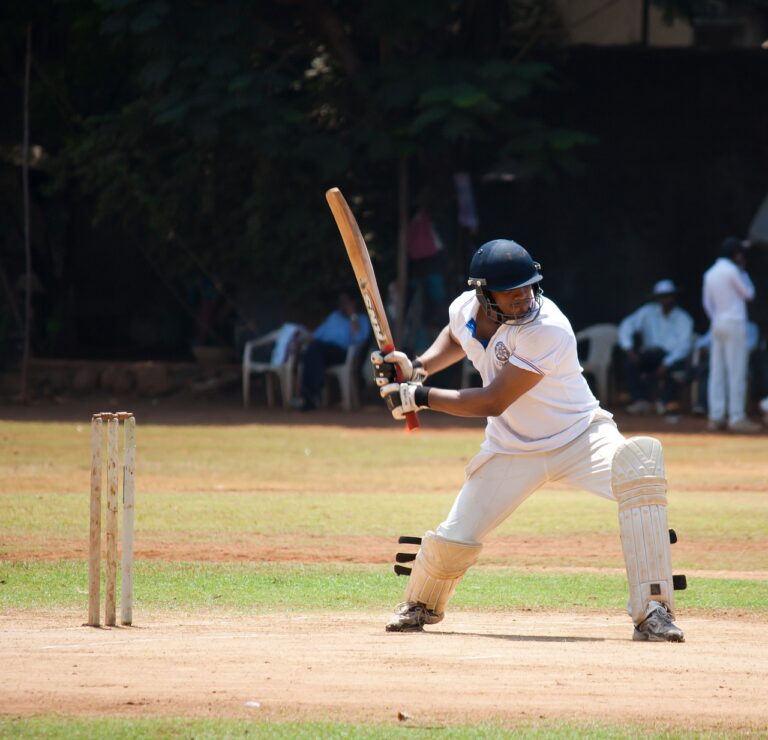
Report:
325,188,393,349
325,187,419,431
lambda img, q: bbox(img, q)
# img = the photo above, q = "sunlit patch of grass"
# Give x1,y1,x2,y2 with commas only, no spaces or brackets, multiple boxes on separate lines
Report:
1,560,765,613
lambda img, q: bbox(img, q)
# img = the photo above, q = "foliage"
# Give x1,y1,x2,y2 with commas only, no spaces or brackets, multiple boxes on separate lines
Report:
5,1,592,302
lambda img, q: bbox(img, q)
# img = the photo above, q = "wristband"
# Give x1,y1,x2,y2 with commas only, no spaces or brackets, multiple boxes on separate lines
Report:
414,385,430,408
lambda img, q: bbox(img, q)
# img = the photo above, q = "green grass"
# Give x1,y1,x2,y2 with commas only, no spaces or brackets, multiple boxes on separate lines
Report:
2,560,766,613
4,487,768,571
5,487,768,539
2,417,768,575
0,716,755,739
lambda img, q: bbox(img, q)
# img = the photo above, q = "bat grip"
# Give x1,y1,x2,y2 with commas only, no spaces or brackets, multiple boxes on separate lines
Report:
383,343,420,431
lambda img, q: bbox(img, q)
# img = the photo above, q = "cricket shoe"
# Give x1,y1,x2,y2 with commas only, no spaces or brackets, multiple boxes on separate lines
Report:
633,602,685,642
385,602,443,632
727,418,762,434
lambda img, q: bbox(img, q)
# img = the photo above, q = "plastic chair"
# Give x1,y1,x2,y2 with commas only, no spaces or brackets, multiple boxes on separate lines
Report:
242,326,306,408
575,323,619,404
321,342,368,411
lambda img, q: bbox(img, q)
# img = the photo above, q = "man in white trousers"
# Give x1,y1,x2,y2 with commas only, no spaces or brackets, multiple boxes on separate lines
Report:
371,239,685,641
702,237,759,433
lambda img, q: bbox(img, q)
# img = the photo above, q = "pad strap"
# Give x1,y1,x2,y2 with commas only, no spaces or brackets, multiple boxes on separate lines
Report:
404,531,482,615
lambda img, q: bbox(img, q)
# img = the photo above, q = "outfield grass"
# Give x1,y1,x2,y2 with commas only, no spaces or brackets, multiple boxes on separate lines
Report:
5,487,768,541
0,716,744,739
2,420,767,495
2,418,768,599
2,560,765,613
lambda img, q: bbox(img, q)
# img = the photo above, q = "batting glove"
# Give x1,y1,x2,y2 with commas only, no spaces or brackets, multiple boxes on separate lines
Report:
370,350,428,387
379,381,430,421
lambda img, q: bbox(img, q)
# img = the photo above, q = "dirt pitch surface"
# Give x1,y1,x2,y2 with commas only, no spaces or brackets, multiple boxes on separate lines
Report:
2,609,767,731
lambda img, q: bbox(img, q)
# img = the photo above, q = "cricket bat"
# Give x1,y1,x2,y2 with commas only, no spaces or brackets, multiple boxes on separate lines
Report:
325,187,420,431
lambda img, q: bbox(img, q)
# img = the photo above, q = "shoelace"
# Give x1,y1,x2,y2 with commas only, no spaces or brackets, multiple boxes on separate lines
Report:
651,607,674,626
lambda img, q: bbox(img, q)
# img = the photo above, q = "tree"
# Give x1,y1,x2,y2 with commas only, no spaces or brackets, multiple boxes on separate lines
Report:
44,1,591,318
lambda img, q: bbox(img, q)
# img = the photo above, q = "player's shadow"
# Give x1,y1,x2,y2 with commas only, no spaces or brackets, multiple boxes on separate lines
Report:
428,631,607,642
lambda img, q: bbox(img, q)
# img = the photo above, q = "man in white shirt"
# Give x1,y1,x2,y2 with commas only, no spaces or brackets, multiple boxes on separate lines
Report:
702,237,759,433
371,239,685,642
618,280,694,416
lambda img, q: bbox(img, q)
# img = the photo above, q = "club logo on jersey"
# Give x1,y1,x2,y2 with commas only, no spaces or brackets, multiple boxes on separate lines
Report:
363,291,387,344
494,341,510,363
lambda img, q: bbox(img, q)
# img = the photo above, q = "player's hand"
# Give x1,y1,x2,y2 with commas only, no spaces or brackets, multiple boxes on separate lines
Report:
379,381,430,421
370,350,427,387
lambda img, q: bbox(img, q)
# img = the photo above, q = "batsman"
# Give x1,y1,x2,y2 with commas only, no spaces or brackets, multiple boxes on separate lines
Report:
373,238,686,641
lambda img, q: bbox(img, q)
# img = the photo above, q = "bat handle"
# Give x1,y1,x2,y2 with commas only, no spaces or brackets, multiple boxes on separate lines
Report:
404,410,420,431
385,343,421,431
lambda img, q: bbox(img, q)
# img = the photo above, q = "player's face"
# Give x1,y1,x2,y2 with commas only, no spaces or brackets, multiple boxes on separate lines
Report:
488,286,534,319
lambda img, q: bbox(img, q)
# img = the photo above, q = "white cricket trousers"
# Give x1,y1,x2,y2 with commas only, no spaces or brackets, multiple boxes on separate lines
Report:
708,318,749,425
436,410,626,544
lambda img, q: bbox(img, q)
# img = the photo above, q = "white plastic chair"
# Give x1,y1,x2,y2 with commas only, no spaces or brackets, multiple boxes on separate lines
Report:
321,342,368,411
575,323,619,404
242,326,306,408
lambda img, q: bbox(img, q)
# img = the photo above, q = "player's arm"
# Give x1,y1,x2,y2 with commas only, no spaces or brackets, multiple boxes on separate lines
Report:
381,360,542,420
416,325,466,375
371,324,465,384
425,361,541,417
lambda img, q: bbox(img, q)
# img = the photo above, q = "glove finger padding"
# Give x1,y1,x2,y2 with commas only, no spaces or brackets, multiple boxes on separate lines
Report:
371,351,397,387
381,350,413,379
384,351,428,384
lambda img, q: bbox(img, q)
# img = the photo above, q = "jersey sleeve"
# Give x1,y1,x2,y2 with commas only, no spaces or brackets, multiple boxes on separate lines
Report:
448,291,475,342
509,324,571,376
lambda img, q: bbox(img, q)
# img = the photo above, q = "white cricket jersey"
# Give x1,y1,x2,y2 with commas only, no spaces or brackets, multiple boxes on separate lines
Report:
702,257,755,323
449,291,600,454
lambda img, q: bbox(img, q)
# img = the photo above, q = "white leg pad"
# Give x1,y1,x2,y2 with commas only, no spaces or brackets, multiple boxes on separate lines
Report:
612,436,675,623
404,530,482,615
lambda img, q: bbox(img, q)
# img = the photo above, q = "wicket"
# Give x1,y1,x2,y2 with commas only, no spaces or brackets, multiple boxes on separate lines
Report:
88,411,136,627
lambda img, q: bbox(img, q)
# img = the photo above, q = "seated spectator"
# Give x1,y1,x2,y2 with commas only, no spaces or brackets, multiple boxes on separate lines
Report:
292,292,371,411
618,279,694,415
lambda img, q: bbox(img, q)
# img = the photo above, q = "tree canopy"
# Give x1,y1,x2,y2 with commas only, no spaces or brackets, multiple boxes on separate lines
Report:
2,1,595,306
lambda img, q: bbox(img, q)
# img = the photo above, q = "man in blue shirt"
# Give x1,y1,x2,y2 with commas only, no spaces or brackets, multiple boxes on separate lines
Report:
618,280,694,416
293,292,371,410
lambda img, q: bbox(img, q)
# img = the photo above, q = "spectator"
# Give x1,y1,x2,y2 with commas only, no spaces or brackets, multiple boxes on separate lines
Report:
702,237,759,433
690,322,760,416
292,292,370,411
405,193,447,346
618,279,694,416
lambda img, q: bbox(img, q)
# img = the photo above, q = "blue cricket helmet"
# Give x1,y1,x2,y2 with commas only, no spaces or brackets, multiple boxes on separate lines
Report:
468,239,543,324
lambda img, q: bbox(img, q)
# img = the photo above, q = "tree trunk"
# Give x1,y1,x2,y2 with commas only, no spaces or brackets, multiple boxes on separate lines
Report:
20,24,32,403
395,156,409,347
